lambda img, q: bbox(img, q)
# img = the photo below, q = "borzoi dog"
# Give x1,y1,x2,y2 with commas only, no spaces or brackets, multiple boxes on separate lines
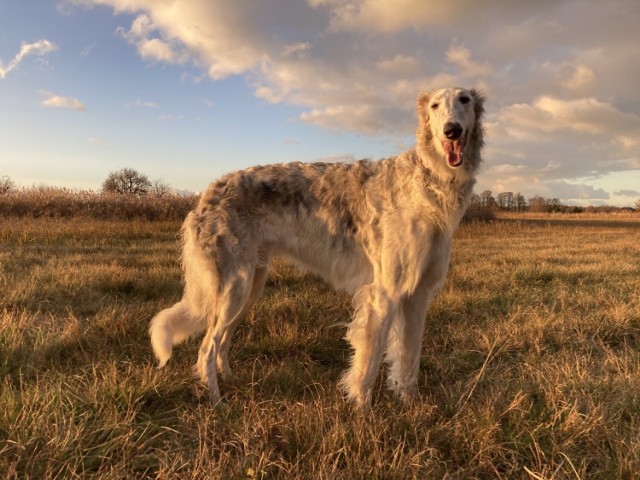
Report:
150,87,485,407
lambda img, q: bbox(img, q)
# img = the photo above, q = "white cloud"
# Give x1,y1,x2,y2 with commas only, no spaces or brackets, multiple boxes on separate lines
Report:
0,39,57,79
446,43,492,77
106,2,274,79
137,37,179,63
39,90,86,111
496,96,640,150
300,105,393,134
116,14,187,64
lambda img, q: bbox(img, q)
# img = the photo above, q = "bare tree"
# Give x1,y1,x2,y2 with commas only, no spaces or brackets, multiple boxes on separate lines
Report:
497,192,515,211
151,179,172,197
102,167,151,196
515,192,527,212
496,192,507,210
528,195,546,213
0,174,16,194
480,190,497,209
635,199,640,211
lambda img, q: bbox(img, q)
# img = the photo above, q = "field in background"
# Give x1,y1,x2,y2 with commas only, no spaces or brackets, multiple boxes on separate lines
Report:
1,213,639,478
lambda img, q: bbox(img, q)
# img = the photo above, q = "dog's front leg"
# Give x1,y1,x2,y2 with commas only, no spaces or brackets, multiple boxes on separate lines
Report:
385,276,433,401
386,239,451,401
340,285,399,408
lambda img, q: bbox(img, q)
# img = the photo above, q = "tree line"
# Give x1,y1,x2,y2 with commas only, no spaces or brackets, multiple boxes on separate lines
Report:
471,190,638,213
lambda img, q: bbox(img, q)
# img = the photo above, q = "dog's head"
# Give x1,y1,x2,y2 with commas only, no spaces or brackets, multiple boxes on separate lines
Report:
416,87,485,181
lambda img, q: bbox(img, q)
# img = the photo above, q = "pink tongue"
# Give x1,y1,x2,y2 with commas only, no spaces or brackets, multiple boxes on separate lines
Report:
445,141,462,167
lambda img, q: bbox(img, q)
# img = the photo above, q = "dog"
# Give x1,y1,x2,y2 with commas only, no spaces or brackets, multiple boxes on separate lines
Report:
150,87,485,407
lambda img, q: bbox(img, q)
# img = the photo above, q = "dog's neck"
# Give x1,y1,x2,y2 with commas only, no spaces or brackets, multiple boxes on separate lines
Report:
412,144,480,223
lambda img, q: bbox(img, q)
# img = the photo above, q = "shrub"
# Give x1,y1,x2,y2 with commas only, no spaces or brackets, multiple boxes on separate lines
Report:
0,174,16,194
462,203,496,223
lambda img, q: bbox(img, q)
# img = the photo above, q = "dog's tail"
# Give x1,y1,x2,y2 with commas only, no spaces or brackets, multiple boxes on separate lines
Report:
149,300,204,368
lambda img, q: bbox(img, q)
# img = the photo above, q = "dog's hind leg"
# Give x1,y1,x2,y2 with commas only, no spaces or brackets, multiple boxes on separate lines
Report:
216,263,269,380
196,265,256,402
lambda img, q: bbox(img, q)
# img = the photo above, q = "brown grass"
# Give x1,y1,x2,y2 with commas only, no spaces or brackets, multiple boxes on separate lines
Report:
0,186,198,220
1,213,639,478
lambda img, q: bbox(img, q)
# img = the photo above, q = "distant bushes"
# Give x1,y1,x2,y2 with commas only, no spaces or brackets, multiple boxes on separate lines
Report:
0,186,198,221
462,203,497,223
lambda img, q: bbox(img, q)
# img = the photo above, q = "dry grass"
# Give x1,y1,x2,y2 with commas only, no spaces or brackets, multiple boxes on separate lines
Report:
0,187,197,220
1,213,639,479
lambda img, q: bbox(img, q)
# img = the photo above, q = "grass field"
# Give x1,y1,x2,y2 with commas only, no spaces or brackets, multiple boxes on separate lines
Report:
1,213,639,478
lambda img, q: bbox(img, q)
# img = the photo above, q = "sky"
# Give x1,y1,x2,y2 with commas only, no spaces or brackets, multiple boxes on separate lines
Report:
1,0,639,206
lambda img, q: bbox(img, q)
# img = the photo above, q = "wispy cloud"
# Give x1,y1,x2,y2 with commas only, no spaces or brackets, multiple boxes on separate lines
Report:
88,137,109,147
282,42,311,58
614,189,640,197
116,14,188,65
158,114,184,121
0,39,57,79
127,98,159,108
80,42,97,57
39,90,86,111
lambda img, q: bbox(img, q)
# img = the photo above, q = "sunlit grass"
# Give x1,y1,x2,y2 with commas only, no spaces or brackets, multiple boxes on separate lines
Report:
0,186,197,220
1,214,639,478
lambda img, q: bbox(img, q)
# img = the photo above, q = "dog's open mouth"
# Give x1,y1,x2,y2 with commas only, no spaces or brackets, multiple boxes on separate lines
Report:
443,135,466,167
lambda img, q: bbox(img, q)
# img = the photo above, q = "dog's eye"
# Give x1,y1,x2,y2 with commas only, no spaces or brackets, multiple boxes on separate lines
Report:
459,96,470,104
430,103,439,110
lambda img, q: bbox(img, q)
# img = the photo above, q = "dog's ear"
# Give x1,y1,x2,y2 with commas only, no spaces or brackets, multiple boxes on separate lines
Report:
469,88,486,149
469,89,485,122
416,92,430,120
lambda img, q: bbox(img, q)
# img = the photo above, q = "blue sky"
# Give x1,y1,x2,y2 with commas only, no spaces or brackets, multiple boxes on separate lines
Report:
1,0,639,205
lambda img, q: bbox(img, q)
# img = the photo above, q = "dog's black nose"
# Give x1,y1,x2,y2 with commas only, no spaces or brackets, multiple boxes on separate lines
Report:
443,122,463,140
